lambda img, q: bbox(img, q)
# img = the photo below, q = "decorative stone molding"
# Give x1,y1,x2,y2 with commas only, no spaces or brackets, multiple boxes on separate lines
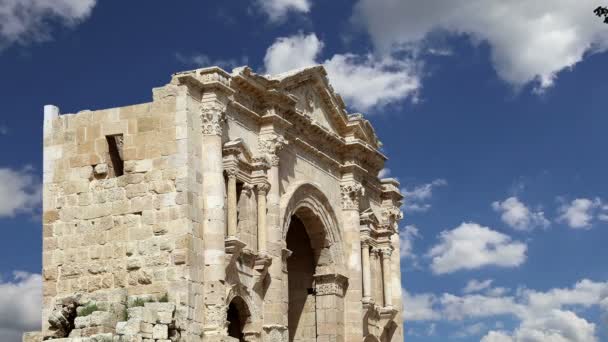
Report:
201,102,226,136
262,324,288,342
380,247,393,258
225,236,246,259
258,134,288,166
382,206,403,228
340,182,364,210
225,166,238,178
314,273,349,297
256,182,270,196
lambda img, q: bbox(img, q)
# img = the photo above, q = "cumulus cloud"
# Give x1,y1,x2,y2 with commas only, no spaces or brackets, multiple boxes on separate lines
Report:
0,0,96,50
427,222,527,274
402,289,440,321
401,179,446,213
483,310,598,342
263,33,420,111
463,279,494,294
378,168,391,178
492,197,550,231
255,0,310,22
353,0,608,92
0,167,41,218
0,272,42,342
407,278,608,341
399,224,420,262
557,198,602,229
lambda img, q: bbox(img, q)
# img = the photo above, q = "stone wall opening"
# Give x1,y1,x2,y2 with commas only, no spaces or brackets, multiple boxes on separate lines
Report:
227,296,250,342
287,216,317,342
105,134,124,177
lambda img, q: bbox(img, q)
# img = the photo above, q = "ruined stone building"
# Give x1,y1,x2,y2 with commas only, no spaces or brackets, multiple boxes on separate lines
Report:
26,65,404,342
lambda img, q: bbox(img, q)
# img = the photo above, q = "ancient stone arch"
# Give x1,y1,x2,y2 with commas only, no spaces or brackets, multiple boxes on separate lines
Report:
280,181,345,272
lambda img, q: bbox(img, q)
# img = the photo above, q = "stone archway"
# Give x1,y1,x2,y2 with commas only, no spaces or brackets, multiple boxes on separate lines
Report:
227,297,248,341
225,285,260,342
281,183,348,342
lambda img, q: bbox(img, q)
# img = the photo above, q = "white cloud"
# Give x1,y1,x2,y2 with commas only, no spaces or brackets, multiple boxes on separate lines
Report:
0,272,42,342
399,224,419,262
483,310,598,342
323,53,420,110
402,179,446,213
0,167,41,217
481,330,514,342
558,198,602,229
255,0,310,22
455,322,487,338
353,0,608,92
492,197,550,231
427,222,527,274
263,33,421,111
463,279,494,294
0,125,7,135
408,278,608,341
441,292,524,321
264,33,322,75
402,289,440,321
0,0,96,49
378,168,391,178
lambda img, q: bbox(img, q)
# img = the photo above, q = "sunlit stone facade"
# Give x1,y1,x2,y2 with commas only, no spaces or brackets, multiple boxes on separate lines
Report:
25,65,404,342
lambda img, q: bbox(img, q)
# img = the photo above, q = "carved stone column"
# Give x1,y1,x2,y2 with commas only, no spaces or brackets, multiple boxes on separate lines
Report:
340,181,365,341
226,167,238,238
258,133,288,332
256,182,270,253
200,101,229,337
361,239,372,303
314,273,349,342
380,247,393,309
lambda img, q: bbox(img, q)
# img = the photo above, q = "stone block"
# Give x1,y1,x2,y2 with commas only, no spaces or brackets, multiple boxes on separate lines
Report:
74,316,90,329
152,324,168,339
157,310,172,324
94,163,108,175
143,302,175,313
116,319,142,335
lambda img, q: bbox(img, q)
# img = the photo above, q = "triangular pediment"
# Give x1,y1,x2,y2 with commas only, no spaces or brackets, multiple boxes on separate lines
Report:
290,83,342,135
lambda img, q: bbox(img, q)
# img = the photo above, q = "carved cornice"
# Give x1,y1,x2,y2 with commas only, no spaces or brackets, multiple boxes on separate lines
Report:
341,182,364,210
201,102,226,136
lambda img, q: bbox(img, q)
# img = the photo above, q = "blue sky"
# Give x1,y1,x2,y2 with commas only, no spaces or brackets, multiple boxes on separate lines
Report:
1,1,608,341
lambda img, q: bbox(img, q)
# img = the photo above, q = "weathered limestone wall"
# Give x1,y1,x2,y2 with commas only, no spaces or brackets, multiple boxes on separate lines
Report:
40,83,206,339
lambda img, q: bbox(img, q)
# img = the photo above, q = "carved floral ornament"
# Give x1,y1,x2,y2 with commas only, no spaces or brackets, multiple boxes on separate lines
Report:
340,182,364,210
382,206,403,228
258,134,288,166
200,102,226,136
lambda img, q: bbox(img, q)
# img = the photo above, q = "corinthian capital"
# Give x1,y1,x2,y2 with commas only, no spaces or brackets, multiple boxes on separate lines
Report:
341,182,364,210
259,134,288,166
200,102,226,136
382,206,403,229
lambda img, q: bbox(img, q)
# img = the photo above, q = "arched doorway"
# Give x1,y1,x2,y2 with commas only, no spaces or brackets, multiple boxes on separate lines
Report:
226,296,249,342
281,182,347,342
287,215,317,342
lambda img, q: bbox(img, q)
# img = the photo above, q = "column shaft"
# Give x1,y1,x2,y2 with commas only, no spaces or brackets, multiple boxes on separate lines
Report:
256,185,268,252
381,249,393,308
361,242,372,301
227,173,237,237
